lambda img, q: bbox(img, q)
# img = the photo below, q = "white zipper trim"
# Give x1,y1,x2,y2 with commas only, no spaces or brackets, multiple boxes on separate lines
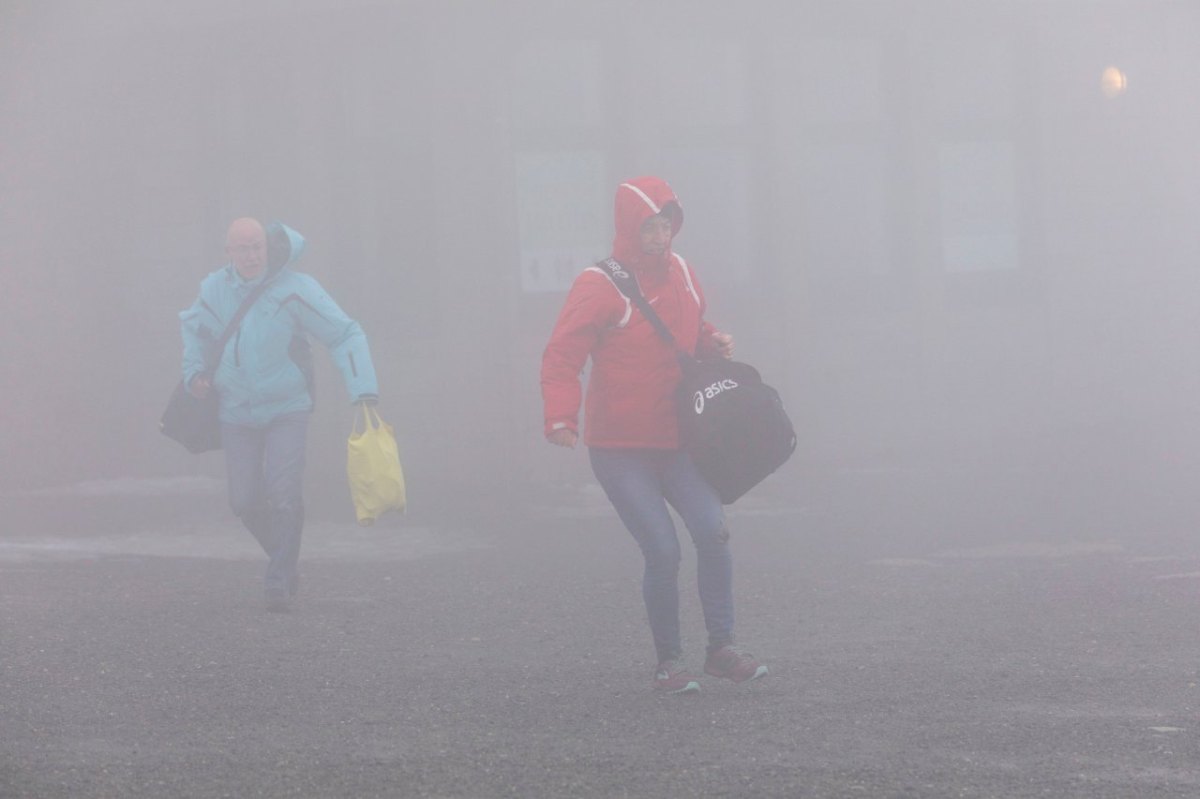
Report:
620,183,661,215
584,266,633,327
672,253,701,308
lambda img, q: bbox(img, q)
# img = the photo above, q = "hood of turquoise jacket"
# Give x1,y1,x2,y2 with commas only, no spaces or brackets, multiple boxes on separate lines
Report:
265,221,306,276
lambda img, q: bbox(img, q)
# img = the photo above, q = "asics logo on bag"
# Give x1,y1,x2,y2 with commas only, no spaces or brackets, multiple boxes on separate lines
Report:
692,379,739,414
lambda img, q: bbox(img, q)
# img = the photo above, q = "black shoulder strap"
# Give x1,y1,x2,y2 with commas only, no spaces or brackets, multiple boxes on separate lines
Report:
599,258,675,346
201,221,293,376
599,258,699,370
202,276,273,375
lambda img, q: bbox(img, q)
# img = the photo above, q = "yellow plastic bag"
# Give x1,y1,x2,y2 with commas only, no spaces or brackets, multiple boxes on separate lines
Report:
347,405,406,525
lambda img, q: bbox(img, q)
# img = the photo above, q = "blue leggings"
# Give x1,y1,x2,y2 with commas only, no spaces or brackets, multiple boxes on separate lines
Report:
221,412,308,594
589,447,734,663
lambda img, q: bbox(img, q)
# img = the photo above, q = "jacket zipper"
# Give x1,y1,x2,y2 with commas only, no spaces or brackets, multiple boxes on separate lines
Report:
348,352,358,378
234,328,242,367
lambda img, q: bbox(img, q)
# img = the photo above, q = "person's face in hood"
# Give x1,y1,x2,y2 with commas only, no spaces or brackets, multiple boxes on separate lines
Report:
612,178,682,270
639,213,674,257
225,218,267,280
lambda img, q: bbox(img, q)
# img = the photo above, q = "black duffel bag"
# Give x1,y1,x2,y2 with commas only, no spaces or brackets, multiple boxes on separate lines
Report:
596,258,797,503
160,380,222,454
676,357,796,504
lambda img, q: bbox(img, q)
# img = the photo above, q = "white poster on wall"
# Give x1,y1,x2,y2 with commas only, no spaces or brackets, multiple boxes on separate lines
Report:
516,150,608,293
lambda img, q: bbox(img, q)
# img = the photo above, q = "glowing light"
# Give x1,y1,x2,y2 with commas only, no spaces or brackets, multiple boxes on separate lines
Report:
1100,66,1127,98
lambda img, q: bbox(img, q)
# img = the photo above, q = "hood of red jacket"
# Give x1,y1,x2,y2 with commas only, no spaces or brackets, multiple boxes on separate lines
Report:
611,176,683,275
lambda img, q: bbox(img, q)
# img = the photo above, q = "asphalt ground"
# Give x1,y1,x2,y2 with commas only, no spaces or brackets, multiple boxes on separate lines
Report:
3,485,1200,798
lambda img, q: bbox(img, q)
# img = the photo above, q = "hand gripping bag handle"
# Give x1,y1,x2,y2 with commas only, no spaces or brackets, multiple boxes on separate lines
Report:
351,403,383,436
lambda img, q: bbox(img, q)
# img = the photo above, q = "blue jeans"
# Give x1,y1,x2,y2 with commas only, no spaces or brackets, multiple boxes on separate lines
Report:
589,447,734,664
221,412,308,595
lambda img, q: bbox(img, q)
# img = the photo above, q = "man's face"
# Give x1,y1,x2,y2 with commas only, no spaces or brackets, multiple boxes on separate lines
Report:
226,222,267,280
639,214,673,257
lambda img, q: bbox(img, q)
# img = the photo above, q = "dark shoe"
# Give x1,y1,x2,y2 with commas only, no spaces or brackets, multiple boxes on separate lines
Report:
265,588,291,613
653,660,701,695
704,645,768,683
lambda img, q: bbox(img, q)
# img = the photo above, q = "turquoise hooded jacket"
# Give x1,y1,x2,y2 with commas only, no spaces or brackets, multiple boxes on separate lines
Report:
179,223,378,428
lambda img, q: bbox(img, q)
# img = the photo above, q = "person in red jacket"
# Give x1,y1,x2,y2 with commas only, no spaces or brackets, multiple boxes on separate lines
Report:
541,176,768,694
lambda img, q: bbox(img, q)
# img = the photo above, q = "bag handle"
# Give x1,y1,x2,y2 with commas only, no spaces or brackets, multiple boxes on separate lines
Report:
351,403,383,435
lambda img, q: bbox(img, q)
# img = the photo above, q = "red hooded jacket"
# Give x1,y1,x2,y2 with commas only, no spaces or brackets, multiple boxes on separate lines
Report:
541,177,723,449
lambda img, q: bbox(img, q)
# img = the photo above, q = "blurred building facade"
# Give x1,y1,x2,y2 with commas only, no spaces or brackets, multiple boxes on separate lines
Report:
3,1,1199,534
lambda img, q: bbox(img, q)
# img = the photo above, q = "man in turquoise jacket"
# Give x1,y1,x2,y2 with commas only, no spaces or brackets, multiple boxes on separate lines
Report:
180,218,378,612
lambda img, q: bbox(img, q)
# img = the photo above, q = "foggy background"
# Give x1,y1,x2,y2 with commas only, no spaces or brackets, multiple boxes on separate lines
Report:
3,0,1199,543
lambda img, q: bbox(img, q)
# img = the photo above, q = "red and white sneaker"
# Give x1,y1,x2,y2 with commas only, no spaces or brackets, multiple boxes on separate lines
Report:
653,660,701,695
704,645,768,683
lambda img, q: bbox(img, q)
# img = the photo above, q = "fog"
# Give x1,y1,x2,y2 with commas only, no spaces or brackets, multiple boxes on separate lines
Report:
3,0,1200,540
7,3,1200,796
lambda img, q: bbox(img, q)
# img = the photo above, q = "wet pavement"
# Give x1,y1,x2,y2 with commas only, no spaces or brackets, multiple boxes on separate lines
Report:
3,482,1200,797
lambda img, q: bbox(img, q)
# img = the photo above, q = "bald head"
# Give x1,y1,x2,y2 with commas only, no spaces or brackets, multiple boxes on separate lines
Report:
225,218,267,280
226,217,264,244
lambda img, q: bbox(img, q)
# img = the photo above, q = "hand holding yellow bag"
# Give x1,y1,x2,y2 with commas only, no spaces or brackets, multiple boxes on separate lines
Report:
347,404,406,525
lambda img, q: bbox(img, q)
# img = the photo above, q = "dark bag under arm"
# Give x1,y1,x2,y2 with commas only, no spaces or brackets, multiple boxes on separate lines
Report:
598,258,797,504
160,256,280,454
